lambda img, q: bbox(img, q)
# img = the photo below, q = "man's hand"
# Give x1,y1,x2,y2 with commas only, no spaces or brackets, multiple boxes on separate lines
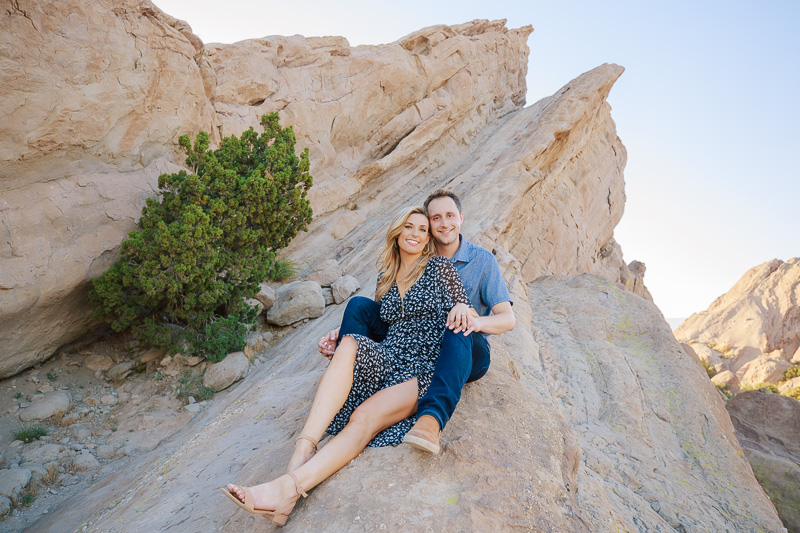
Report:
318,327,340,360
459,301,515,336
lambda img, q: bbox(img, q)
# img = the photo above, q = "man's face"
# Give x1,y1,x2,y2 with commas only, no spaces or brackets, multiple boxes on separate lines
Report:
427,197,463,247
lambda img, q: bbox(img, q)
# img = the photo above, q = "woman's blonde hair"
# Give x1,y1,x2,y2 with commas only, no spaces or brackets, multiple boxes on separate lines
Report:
375,206,435,301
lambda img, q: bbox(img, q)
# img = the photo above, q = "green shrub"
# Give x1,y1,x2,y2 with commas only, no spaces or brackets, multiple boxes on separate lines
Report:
16,490,36,506
740,382,779,394
701,358,718,379
193,315,250,363
707,340,734,358
177,370,216,402
13,424,48,443
46,369,58,382
268,258,298,282
90,113,312,359
715,384,732,400
782,365,800,382
781,387,800,400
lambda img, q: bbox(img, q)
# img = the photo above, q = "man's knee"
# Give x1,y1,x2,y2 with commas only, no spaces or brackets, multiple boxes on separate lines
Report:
345,296,378,318
441,329,473,359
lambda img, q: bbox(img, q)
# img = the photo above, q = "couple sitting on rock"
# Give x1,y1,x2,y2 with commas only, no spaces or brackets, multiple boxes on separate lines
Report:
222,189,515,525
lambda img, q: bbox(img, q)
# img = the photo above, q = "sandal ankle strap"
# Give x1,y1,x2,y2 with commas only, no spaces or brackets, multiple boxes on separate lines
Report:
294,434,318,451
287,471,308,498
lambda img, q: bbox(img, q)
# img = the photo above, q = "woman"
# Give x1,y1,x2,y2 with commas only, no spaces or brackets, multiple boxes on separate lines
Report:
221,206,470,525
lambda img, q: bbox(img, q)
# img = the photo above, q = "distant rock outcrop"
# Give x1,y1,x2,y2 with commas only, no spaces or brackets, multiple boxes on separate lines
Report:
675,258,800,387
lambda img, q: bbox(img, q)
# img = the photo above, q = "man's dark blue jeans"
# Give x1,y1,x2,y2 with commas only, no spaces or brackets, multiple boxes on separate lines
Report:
417,328,489,430
338,296,388,344
338,296,490,431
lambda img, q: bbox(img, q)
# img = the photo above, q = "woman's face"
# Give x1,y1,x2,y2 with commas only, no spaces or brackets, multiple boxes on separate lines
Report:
396,212,430,255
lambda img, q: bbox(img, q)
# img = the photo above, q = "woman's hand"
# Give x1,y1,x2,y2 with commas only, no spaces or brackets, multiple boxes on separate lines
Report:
446,303,473,333
318,327,339,360
459,314,486,336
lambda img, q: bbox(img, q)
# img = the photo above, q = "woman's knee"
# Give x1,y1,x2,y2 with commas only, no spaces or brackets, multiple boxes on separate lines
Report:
329,336,358,368
348,404,383,436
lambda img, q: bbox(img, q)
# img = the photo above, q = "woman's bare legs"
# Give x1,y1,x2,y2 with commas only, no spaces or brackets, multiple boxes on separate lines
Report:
285,336,357,472
227,378,418,513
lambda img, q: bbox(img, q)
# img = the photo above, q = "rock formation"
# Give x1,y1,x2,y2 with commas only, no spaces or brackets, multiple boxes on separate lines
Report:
727,391,800,532
3,1,784,531
0,0,648,378
0,0,214,378
675,258,800,388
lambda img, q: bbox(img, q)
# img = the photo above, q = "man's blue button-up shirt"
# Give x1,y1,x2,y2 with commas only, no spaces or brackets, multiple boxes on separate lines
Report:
446,236,512,323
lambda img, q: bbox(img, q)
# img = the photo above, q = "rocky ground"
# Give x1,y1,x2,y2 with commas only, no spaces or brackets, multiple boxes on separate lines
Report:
0,265,359,532
27,273,778,533
0,323,288,532
0,335,192,530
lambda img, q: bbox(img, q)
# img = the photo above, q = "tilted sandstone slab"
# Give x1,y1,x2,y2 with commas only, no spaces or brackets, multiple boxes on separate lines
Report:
279,62,640,299
201,19,531,217
675,257,800,385
0,1,533,377
527,276,781,531
1,0,650,378
32,275,782,531
0,0,215,378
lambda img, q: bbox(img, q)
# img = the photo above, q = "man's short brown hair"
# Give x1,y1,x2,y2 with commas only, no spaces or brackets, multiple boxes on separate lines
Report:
424,189,462,214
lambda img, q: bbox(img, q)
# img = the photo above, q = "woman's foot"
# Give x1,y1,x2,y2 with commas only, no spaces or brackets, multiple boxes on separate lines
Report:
286,435,318,472
225,473,306,525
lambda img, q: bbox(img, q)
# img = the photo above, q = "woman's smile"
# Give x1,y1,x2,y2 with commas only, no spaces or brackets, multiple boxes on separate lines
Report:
397,212,430,254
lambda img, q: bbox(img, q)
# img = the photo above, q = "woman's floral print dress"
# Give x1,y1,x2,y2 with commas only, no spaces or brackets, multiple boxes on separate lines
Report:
327,256,470,446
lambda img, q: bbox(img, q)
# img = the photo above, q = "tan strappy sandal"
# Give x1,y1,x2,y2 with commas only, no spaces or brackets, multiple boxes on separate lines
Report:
295,434,318,454
219,471,308,526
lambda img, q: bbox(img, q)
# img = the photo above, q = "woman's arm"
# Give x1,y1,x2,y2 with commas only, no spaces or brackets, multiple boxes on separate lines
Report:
437,258,470,306
436,258,473,333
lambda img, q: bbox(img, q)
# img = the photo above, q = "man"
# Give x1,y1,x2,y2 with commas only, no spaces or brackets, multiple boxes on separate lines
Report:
318,190,515,453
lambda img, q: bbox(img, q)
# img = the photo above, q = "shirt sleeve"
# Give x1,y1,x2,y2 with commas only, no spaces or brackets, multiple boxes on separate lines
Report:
436,257,470,309
480,255,512,310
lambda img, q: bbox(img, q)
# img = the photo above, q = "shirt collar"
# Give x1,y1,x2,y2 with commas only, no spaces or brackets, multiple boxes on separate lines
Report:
450,235,473,264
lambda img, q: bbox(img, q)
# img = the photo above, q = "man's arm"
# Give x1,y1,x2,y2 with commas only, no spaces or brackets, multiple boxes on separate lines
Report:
457,301,514,336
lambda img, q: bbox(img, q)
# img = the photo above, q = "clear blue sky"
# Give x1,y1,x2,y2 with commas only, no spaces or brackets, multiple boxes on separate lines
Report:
155,0,800,319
